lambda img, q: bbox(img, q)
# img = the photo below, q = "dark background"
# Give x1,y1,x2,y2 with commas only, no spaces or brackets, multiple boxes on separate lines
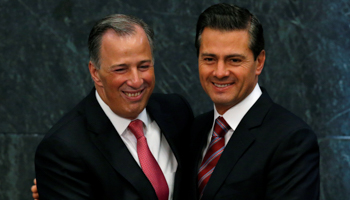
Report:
1,0,350,199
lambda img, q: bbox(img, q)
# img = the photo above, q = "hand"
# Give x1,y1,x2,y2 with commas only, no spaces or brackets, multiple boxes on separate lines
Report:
31,178,39,200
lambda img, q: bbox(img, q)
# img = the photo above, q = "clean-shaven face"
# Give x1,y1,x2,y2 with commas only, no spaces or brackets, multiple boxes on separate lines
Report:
198,28,265,115
90,26,155,119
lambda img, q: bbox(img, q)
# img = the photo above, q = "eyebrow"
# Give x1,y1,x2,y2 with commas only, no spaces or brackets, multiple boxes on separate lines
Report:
200,53,216,57
200,53,246,59
109,59,152,69
139,60,152,65
225,54,246,59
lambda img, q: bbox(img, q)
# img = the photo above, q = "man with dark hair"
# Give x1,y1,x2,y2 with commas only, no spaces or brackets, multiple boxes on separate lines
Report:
187,3,319,199
34,14,193,200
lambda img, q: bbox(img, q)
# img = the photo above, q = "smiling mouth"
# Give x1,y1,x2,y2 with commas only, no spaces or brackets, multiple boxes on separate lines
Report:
213,83,233,88
123,89,143,97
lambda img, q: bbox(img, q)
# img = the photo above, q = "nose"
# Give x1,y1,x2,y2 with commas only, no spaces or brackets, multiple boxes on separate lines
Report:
213,60,229,79
127,67,143,88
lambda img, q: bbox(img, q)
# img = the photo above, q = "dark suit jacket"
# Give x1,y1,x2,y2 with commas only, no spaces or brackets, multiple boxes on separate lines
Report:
187,88,319,200
35,89,194,200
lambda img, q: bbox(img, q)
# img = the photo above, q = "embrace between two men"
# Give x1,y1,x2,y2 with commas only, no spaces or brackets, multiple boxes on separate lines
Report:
33,3,319,200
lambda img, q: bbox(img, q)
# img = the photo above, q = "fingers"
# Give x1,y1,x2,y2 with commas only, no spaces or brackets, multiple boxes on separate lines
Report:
32,191,39,199
31,184,37,192
31,185,39,199
31,178,39,200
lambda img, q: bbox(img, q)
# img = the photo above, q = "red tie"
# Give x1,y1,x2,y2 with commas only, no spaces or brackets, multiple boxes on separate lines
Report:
128,119,169,200
197,116,231,199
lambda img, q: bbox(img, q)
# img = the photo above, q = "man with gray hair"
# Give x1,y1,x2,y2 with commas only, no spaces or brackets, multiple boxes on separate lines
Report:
34,14,193,200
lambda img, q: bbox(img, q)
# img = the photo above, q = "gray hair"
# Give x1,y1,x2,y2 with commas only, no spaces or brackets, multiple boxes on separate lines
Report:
88,14,154,69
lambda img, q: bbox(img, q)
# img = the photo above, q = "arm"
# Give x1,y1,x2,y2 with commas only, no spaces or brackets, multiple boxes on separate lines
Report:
35,137,91,199
266,129,320,200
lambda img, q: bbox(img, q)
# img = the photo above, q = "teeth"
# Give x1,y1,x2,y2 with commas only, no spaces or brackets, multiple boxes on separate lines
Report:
125,92,141,97
214,83,231,88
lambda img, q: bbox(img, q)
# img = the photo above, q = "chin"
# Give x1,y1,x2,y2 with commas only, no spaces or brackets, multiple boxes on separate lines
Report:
127,107,145,118
122,112,140,120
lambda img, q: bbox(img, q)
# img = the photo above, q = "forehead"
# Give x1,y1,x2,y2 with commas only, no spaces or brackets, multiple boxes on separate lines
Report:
101,28,151,52
199,28,251,55
99,28,153,67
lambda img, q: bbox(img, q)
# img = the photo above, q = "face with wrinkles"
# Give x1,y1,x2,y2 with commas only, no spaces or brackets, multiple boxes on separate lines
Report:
89,26,155,119
198,28,265,115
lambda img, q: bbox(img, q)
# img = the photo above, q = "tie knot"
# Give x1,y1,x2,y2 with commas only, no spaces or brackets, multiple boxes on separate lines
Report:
213,116,230,137
128,119,144,139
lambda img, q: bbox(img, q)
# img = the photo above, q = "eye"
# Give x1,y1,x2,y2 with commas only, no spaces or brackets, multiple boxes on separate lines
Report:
113,67,126,73
139,65,150,71
229,58,243,65
203,57,215,64
231,58,241,63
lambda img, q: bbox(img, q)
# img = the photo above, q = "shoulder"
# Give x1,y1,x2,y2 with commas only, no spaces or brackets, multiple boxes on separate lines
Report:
256,88,313,133
240,88,317,146
251,94,318,152
267,102,313,132
193,110,213,126
41,92,94,145
148,93,193,116
35,103,88,166
147,93,194,133
189,110,213,140
36,94,100,165
149,93,189,105
267,103,318,145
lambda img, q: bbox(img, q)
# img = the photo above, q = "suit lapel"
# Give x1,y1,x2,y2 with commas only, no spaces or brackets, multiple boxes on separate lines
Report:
202,121,255,200
202,89,274,200
146,98,181,166
146,94,190,200
83,90,157,199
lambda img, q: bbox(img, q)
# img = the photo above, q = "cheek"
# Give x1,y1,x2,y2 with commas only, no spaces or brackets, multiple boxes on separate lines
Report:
110,78,124,89
198,67,210,80
105,78,126,94
144,72,155,86
234,66,252,79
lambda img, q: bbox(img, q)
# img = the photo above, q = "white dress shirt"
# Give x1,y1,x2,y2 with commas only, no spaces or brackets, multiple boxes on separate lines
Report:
96,91,177,200
202,83,262,159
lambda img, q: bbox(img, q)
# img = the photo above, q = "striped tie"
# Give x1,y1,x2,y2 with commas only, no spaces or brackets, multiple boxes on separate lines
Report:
197,116,230,198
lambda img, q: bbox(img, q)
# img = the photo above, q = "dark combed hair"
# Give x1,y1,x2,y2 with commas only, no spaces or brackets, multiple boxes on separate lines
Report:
195,3,264,60
88,14,154,69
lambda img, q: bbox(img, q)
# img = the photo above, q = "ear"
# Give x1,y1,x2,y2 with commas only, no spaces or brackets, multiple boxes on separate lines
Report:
88,61,103,87
255,50,265,75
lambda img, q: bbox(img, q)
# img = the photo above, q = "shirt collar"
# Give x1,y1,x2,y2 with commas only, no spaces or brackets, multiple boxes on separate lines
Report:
95,90,149,136
214,83,262,130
